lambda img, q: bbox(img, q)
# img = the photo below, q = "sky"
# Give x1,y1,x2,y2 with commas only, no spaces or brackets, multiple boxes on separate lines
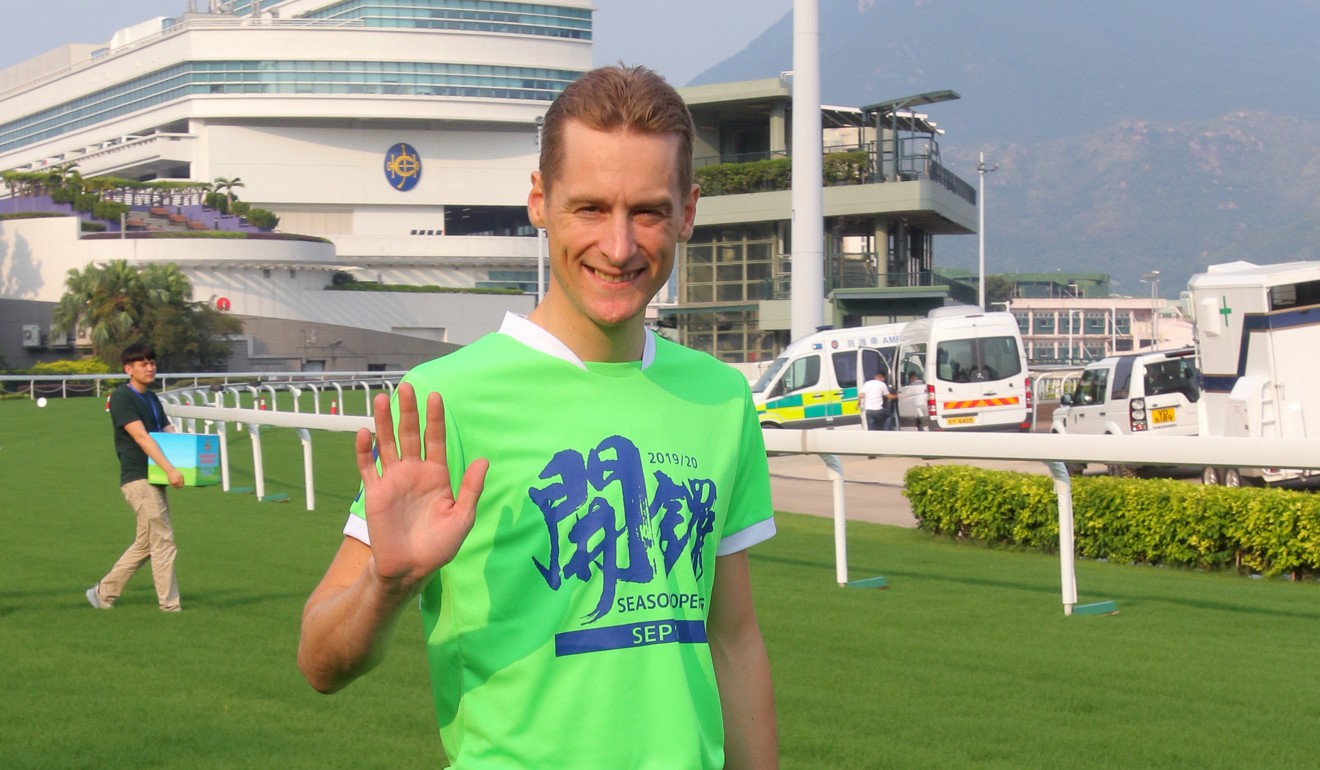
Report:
0,0,792,86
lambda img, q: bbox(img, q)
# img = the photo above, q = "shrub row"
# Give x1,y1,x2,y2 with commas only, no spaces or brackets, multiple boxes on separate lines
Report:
903,465,1320,579
693,150,873,196
325,282,522,295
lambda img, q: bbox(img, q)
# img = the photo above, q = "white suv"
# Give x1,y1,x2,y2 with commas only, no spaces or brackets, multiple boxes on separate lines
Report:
1050,348,1201,476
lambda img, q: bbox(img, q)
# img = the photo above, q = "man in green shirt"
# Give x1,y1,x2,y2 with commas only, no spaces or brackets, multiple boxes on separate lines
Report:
298,65,778,769
88,343,184,612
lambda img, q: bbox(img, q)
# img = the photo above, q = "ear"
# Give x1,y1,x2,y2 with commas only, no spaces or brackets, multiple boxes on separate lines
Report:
676,183,700,243
527,171,547,229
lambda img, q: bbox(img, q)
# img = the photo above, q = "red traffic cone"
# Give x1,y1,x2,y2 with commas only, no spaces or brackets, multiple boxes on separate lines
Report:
105,394,111,412
330,400,338,415
258,397,267,411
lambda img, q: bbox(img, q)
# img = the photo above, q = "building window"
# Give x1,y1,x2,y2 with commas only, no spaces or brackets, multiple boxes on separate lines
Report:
1033,314,1055,335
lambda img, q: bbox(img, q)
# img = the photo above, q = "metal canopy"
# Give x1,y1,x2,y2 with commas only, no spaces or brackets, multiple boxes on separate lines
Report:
860,89,961,116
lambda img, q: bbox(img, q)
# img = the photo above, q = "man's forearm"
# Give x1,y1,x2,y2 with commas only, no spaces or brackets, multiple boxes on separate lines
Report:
711,623,778,770
298,540,418,693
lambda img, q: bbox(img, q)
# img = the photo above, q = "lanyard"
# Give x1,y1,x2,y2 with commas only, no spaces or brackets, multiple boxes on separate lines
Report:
129,386,162,432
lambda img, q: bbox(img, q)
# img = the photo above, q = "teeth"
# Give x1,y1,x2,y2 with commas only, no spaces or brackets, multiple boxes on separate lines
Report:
591,267,639,284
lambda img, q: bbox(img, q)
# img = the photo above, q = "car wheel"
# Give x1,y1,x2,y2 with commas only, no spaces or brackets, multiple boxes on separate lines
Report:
1107,464,1138,478
1065,462,1086,477
1223,468,1242,488
1202,466,1221,486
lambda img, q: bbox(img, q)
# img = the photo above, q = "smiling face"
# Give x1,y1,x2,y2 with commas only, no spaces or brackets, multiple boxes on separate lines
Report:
527,119,698,362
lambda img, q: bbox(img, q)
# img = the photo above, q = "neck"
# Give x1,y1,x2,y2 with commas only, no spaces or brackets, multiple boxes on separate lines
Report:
129,379,150,393
528,303,645,363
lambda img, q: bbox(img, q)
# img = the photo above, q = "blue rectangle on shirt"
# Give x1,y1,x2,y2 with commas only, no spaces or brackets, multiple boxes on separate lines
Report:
555,620,707,656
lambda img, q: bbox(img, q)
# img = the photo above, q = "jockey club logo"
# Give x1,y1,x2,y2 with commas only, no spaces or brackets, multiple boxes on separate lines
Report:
384,142,421,191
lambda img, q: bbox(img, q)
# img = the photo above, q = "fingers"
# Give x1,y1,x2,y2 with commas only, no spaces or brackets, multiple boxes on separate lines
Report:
371,391,396,469
396,383,423,462
423,391,446,469
354,427,377,488
454,458,490,523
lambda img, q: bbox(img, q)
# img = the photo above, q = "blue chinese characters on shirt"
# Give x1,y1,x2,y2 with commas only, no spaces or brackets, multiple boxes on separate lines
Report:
529,435,717,657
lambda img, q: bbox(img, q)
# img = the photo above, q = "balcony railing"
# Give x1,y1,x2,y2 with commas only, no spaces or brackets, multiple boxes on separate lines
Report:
692,140,975,204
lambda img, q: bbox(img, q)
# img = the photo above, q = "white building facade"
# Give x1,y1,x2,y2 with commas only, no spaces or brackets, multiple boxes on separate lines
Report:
0,0,590,368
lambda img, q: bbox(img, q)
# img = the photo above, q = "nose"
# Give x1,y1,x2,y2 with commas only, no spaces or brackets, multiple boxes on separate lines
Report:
601,212,637,266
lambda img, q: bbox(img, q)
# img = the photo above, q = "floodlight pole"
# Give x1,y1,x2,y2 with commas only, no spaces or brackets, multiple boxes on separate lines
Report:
976,152,997,310
790,0,825,340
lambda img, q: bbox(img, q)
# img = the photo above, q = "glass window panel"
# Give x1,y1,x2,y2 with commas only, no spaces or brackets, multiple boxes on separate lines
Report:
686,285,713,303
716,264,743,282
716,283,743,301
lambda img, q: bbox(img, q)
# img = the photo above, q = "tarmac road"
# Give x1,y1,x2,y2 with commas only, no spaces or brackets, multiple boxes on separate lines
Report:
767,438,1054,528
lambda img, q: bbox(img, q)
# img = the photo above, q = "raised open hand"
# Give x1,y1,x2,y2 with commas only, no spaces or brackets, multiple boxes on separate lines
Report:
355,383,488,591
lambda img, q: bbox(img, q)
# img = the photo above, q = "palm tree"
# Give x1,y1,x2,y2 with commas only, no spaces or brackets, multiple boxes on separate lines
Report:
212,176,245,213
53,261,143,361
53,260,240,368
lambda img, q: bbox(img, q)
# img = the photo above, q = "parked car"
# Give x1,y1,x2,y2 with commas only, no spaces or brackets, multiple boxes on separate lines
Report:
1050,347,1200,476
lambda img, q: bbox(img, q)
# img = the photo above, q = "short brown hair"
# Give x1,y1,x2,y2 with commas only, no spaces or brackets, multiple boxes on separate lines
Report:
539,65,695,194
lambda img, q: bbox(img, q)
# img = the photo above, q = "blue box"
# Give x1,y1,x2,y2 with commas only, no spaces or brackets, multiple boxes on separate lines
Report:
148,432,221,487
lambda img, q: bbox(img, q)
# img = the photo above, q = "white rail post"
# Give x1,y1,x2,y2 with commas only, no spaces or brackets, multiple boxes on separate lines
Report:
821,453,849,585
262,384,279,411
1046,461,1116,616
250,421,266,500
307,383,321,414
216,421,231,492
297,428,315,510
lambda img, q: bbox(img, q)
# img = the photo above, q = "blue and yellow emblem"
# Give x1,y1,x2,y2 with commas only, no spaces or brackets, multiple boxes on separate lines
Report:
384,142,422,191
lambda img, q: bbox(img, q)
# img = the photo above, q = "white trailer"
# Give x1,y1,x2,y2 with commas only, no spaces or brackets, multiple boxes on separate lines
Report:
1187,260,1320,486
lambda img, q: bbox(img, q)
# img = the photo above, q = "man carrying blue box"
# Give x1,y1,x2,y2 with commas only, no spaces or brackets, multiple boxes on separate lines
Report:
86,343,185,613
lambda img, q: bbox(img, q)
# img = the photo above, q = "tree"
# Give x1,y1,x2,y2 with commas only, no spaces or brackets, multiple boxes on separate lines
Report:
52,260,242,370
212,176,245,213
985,274,1016,306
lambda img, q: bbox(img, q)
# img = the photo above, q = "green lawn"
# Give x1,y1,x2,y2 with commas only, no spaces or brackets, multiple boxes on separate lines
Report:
3,397,1319,768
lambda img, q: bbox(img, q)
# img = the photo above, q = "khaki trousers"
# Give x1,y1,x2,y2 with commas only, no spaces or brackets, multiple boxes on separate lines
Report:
97,480,180,611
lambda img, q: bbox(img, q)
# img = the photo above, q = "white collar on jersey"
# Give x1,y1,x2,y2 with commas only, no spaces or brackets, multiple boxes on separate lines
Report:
497,312,656,371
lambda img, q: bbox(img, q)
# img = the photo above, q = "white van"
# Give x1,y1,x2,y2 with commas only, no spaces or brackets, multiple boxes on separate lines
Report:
752,323,906,429
894,306,1033,432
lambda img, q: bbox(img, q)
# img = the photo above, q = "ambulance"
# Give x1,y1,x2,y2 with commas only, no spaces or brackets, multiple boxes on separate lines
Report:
893,306,1033,432
1188,260,1320,486
752,323,906,429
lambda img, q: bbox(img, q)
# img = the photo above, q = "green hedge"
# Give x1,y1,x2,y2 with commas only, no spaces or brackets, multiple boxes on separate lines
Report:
325,282,522,295
904,465,1320,579
30,359,113,376
693,150,873,196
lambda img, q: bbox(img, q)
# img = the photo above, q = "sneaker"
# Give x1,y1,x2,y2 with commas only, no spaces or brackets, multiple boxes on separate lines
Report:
85,585,110,610
160,606,181,613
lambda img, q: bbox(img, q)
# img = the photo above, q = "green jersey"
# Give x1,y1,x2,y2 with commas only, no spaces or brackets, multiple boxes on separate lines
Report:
347,314,775,769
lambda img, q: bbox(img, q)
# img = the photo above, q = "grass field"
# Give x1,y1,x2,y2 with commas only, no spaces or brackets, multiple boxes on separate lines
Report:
3,396,1320,769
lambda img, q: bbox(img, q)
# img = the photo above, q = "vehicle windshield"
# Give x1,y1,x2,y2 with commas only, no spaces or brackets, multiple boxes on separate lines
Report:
933,336,1023,383
752,357,788,394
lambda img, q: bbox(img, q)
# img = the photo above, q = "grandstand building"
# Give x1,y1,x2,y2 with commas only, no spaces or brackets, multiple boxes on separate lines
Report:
0,0,588,368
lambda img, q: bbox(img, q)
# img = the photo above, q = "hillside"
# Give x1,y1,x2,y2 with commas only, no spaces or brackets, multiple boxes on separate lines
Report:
689,0,1320,295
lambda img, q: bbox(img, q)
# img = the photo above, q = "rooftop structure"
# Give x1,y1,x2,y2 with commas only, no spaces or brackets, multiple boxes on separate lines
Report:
667,78,978,363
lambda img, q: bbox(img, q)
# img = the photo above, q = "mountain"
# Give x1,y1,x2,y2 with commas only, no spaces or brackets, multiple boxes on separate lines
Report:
688,0,1320,296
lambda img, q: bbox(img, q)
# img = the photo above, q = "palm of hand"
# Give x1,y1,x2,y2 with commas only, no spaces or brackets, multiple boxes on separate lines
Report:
365,456,472,584
356,385,488,591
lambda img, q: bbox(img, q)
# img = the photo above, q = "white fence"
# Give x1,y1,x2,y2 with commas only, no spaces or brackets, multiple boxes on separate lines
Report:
762,430,1320,614
54,375,1319,617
